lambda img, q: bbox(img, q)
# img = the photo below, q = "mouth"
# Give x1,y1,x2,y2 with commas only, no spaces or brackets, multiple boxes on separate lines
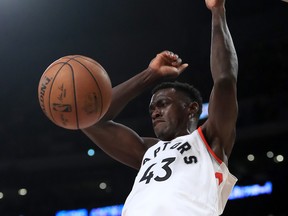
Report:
153,119,165,127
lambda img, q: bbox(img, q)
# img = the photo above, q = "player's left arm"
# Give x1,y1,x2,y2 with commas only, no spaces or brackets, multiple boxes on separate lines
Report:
202,0,238,163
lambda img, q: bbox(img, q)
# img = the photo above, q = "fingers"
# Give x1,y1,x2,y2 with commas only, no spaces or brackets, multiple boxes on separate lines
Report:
162,50,179,61
161,50,189,75
162,50,185,67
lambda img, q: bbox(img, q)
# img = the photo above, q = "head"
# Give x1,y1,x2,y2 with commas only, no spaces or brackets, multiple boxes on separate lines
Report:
149,81,203,141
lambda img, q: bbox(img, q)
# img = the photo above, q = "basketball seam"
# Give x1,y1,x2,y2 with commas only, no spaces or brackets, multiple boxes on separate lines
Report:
59,57,84,129
49,62,79,129
70,64,80,129
69,57,105,119
47,63,67,126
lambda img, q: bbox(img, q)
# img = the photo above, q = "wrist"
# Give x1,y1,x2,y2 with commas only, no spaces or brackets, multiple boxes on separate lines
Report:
211,6,226,15
137,67,164,91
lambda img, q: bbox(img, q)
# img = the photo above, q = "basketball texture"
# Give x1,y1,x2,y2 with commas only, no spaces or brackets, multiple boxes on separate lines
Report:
38,55,112,130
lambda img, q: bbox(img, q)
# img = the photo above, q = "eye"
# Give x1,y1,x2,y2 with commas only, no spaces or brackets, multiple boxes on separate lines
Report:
157,101,164,108
158,99,169,108
149,99,171,115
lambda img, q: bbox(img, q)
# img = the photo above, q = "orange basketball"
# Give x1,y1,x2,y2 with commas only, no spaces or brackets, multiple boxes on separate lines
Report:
38,55,112,130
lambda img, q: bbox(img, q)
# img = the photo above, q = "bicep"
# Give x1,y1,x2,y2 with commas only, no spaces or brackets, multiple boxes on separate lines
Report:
82,121,155,170
205,78,238,157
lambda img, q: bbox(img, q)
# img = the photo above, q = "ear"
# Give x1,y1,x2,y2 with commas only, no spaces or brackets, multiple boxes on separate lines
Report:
188,101,199,118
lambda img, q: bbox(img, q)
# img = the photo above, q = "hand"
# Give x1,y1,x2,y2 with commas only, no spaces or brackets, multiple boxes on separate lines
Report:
149,51,188,79
205,0,225,10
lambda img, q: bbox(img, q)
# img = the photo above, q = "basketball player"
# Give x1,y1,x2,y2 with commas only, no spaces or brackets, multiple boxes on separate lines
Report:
82,0,238,215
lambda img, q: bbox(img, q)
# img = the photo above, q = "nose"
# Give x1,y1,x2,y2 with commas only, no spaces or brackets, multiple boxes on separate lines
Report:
151,108,161,120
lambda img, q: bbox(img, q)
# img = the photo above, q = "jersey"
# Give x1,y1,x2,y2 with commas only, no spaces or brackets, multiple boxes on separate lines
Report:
122,127,237,216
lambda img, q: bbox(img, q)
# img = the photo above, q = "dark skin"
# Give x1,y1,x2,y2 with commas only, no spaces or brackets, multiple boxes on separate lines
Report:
82,0,238,170
149,88,198,141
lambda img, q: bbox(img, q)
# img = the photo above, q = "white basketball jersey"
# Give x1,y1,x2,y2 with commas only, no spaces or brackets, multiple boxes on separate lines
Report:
122,127,237,216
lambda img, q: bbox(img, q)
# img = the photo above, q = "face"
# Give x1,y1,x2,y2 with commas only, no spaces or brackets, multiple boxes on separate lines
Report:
149,88,191,141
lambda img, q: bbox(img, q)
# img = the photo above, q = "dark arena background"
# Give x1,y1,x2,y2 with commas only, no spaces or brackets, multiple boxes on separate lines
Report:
0,0,287,215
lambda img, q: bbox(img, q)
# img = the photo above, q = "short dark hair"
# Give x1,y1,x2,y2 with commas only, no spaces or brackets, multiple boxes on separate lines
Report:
152,81,203,118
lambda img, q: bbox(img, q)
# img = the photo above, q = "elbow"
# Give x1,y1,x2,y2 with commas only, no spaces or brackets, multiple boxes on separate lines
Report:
214,75,237,88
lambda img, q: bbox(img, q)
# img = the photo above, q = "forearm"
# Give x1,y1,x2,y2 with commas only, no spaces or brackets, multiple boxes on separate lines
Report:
210,7,238,82
100,67,162,122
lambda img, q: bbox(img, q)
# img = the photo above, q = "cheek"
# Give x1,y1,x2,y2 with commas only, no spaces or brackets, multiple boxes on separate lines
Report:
164,111,179,125
166,107,188,125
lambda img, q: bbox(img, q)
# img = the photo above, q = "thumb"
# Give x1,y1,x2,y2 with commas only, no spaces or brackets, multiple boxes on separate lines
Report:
177,63,189,75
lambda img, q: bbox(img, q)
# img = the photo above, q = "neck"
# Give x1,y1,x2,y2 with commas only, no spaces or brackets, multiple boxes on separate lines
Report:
188,118,198,133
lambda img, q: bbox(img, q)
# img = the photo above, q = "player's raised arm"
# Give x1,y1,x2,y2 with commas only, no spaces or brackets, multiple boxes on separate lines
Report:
82,51,188,169
202,0,239,163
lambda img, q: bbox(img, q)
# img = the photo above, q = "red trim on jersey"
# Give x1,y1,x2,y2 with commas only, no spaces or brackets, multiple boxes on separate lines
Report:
197,127,223,164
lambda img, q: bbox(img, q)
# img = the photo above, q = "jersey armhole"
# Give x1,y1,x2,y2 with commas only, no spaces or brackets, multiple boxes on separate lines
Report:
197,127,223,164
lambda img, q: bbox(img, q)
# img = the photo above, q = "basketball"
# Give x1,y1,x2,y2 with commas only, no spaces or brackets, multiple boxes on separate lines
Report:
38,55,112,130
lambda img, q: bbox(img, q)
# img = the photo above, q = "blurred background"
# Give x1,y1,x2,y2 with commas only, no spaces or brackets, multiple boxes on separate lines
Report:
0,0,287,215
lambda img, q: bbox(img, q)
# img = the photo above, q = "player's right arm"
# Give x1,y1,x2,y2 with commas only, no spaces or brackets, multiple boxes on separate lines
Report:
82,51,188,170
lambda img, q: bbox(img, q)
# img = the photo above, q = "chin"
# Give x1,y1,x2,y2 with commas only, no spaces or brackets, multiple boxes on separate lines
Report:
155,131,173,141
154,126,175,141
154,131,164,140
